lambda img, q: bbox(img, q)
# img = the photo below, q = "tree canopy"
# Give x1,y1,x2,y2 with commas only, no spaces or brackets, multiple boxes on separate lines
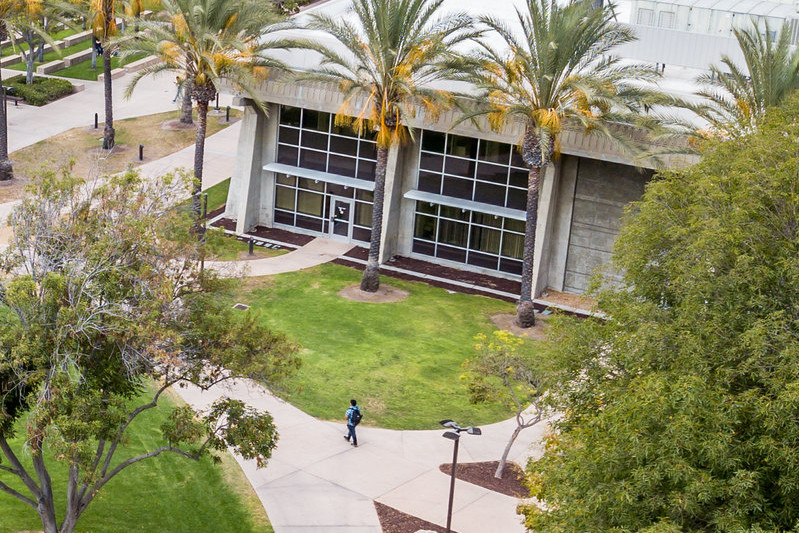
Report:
524,93,799,532
0,168,300,533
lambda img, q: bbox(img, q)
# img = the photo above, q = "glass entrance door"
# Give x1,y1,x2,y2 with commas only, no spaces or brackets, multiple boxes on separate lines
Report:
330,197,354,241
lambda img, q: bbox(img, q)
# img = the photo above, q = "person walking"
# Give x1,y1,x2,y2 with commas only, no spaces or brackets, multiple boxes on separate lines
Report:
172,76,184,103
344,399,362,447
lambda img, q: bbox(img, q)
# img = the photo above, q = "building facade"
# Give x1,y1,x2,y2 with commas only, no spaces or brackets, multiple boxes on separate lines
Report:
225,80,689,298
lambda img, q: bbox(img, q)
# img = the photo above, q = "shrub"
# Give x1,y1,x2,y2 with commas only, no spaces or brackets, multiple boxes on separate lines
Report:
4,75,74,106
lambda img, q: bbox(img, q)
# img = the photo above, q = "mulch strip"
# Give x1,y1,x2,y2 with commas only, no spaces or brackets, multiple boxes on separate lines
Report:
374,501,455,533
439,461,528,498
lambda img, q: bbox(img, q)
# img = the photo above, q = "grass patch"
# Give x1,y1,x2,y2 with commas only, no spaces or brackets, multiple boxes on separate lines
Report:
207,232,288,261
6,40,91,71
206,177,231,212
0,388,273,533
235,263,532,429
2,108,241,203
54,52,147,81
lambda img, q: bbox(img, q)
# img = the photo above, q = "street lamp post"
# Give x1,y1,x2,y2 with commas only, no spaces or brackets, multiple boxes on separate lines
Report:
440,419,481,533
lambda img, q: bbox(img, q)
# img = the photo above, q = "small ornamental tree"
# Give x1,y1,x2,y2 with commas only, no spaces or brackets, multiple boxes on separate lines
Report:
0,167,301,533
464,331,544,479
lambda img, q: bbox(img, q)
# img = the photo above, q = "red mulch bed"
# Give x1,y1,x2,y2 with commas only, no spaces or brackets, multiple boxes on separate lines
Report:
439,461,528,498
375,501,456,533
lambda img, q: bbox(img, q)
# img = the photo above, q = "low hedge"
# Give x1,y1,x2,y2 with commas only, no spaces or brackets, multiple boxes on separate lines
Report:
4,75,74,106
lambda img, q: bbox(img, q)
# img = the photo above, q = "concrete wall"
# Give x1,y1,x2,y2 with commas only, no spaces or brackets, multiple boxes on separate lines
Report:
562,159,650,294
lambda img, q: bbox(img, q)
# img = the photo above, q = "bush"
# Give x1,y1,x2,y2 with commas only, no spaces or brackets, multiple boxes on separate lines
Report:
4,75,74,106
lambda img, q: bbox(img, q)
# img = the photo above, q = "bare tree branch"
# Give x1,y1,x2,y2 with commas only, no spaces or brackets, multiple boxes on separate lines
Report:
0,478,37,508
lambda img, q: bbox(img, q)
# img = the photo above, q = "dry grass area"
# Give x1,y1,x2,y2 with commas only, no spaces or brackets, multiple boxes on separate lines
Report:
1,109,240,203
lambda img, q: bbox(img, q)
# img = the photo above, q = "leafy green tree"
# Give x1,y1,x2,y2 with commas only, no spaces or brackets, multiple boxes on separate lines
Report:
464,331,544,479
0,167,301,533
121,0,286,219
468,0,668,328
523,94,799,533
695,21,799,138
296,0,478,292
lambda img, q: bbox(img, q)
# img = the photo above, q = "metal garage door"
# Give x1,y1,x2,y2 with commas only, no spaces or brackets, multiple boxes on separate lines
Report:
563,158,650,294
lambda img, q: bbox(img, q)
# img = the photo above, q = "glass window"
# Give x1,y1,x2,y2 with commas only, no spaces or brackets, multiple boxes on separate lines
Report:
278,126,299,145
298,177,325,192
440,205,469,221
472,212,503,228
301,131,329,151
501,232,524,259
296,214,323,231
414,214,437,240
275,185,295,210
354,202,373,227
499,258,523,275
479,140,511,164
476,162,508,184
474,181,506,206
296,190,323,216
470,226,501,254
302,110,330,131
413,239,436,256
329,135,359,156
420,152,444,172
510,149,526,169
274,209,294,225
416,201,437,215
506,188,526,210
356,189,374,202
328,154,357,177
468,251,500,270
505,218,526,233
436,244,467,263
444,157,476,178
332,122,359,138
422,130,446,153
359,141,377,160
418,172,442,194
509,168,527,188
438,219,468,247
280,106,301,127
357,160,376,181
327,183,354,198
299,149,327,171
447,135,477,159
442,176,473,200
276,174,296,186
277,146,299,166
353,227,371,242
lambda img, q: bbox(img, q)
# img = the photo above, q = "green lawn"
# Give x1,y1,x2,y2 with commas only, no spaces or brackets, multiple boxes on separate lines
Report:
0,389,273,533
206,177,231,212
54,52,147,81
235,263,530,429
6,40,89,71
1,27,77,54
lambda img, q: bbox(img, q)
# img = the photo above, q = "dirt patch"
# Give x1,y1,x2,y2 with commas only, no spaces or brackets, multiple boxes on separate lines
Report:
491,313,551,340
439,461,528,498
0,225,12,245
338,284,409,303
234,250,278,261
375,501,454,533
161,118,195,130
539,289,595,312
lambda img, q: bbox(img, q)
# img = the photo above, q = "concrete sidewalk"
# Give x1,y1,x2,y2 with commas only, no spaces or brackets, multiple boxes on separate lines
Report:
177,380,545,533
207,237,354,277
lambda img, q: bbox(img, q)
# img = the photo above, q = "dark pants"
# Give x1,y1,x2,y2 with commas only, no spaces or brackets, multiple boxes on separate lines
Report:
346,424,357,445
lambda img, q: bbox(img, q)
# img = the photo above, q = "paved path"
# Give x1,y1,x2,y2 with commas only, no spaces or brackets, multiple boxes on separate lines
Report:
177,380,545,533
208,237,354,277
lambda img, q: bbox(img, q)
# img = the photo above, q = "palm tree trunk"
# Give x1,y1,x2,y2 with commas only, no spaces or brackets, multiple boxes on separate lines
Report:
193,98,209,219
180,80,193,125
360,145,388,292
101,47,114,149
0,63,13,181
516,165,540,328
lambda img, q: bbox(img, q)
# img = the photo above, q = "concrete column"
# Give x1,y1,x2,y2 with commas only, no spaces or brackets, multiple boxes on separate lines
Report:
395,139,422,257
378,142,405,263
258,103,279,227
227,102,267,234
544,155,579,292
531,162,561,298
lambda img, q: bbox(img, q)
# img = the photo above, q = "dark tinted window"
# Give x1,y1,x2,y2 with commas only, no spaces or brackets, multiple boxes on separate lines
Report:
479,140,511,164
422,130,446,153
474,182,506,206
302,110,329,131
328,155,357,177
277,146,299,166
418,172,442,194
299,149,326,171
280,106,301,126
442,176,473,200
447,135,477,159
278,126,299,145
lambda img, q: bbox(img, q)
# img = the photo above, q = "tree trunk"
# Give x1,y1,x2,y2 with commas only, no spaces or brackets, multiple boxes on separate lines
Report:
91,45,97,69
495,424,523,479
360,145,388,292
516,164,540,328
193,97,209,219
25,51,34,85
102,47,114,149
0,63,14,181
37,40,44,62
32,448,58,533
180,80,193,124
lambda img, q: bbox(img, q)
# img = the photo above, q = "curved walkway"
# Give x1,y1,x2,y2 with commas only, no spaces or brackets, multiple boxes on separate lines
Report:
176,379,545,533
207,237,354,277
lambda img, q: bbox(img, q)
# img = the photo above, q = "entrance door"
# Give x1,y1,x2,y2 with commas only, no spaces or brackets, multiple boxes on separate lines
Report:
330,197,354,241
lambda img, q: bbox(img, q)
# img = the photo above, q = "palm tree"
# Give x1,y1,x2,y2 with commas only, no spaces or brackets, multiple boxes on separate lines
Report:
694,21,799,138
297,0,478,292
0,0,21,181
91,0,118,149
122,0,285,218
470,0,664,327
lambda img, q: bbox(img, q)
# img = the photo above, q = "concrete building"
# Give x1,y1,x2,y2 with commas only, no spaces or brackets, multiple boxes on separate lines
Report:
223,0,694,299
